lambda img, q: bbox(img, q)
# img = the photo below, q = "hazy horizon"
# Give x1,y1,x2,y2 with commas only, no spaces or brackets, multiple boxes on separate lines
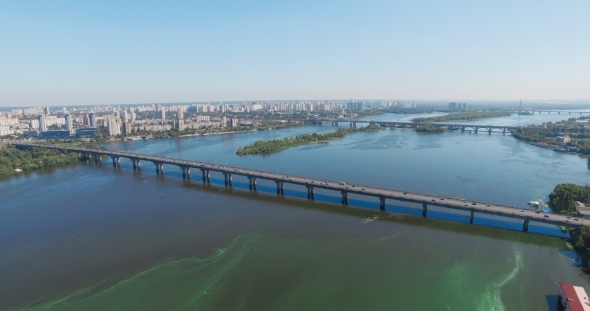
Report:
1,0,589,107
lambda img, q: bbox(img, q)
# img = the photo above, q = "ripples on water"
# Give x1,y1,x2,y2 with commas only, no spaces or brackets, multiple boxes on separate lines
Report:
3,112,590,310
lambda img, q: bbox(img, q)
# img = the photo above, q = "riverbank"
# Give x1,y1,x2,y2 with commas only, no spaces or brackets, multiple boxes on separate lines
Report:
0,145,83,175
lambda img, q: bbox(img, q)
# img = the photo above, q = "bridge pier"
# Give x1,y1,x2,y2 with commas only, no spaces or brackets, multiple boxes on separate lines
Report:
224,173,233,186
461,127,465,132
487,128,492,134
474,127,479,134
181,167,190,179
470,209,475,224
379,197,386,211
523,219,530,232
276,181,284,195
422,203,427,217
201,169,210,183
248,176,257,190
307,186,315,200
341,191,348,205
154,162,164,174
132,159,137,170
111,156,120,167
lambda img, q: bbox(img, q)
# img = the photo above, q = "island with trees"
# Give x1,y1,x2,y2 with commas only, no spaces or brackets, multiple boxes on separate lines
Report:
414,125,449,133
411,111,511,123
236,124,381,155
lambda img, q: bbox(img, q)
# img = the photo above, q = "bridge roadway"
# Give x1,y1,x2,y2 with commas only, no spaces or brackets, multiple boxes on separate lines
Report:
512,110,590,115
309,119,516,133
13,143,586,233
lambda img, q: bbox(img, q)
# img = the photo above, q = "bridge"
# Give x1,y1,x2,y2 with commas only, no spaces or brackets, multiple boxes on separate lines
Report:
308,119,516,134
12,143,586,233
512,110,590,115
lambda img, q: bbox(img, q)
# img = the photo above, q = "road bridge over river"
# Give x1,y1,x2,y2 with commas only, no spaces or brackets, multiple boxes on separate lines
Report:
308,119,516,134
12,143,586,233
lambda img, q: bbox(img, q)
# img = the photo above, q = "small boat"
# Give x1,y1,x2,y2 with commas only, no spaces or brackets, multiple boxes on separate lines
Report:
528,201,540,207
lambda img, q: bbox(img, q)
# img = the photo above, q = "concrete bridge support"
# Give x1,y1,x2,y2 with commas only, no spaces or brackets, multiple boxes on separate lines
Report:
224,173,233,186
181,167,190,178
248,176,257,190
111,156,120,167
422,203,427,217
131,159,141,170
341,191,348,205
379,197,386,211
474,127,479,134
93,154,102,164
523,219,530,232
201,169,210,183
470,209,475,224
154,162,164,174
487,128,492,134
275,181,284,195
307,186,315,200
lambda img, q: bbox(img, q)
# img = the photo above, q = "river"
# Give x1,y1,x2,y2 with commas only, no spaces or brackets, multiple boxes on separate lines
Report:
1,111,589,310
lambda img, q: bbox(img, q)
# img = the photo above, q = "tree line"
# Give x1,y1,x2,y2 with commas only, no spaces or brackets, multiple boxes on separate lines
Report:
0,146,82,175
236,124,381,155
548,183,590,273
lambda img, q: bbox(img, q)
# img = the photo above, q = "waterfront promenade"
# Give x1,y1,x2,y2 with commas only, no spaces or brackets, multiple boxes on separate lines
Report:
12,142,586,232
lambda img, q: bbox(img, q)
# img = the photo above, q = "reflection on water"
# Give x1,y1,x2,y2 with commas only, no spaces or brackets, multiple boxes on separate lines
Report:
1,112,590,310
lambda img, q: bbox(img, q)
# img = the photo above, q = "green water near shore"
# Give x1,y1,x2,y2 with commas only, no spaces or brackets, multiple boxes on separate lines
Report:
14,232,562,311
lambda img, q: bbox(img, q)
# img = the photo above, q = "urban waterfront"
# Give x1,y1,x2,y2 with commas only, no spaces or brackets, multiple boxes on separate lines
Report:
2,113,590,310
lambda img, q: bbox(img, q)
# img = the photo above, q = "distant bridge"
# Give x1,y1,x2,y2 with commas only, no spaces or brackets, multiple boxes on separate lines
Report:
11,143,586,234
511,110,590,115
307,119,517,134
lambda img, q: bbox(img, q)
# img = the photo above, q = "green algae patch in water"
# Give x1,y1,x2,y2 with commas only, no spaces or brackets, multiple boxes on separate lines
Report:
10,233,571,311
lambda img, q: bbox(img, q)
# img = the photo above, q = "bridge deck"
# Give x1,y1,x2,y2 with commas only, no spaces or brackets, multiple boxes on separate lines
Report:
13,143,585,230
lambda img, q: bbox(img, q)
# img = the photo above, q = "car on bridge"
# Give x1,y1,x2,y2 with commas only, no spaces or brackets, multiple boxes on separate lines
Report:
339,182,346,185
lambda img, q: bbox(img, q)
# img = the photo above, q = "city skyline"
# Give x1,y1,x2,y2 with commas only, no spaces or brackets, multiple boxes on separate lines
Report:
1,0,589,107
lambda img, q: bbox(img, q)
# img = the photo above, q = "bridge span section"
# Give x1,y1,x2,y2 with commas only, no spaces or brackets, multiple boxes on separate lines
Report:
12,143,585,233
308,119,516,134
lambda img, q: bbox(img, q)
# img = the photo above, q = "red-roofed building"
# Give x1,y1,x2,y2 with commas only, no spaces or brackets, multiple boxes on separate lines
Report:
560,282,590,311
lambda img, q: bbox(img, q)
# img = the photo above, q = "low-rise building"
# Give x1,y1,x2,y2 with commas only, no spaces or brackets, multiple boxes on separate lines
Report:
557,136,571,143
559,282,590,311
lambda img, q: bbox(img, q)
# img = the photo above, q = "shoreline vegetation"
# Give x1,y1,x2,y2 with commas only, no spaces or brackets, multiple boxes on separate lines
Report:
236,124,381,155
0,142,108,175
414,125,449,133
411,111,512,123
0,145,82,175
510,116,590,155
549,183,590,273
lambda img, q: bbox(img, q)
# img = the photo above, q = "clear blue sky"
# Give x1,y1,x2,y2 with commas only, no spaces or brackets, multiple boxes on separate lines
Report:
1,0,589,106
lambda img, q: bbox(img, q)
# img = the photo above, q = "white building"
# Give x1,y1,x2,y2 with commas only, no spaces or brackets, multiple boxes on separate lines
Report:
65,114,74,134
107,117,121,136
0,126,11,136
38,115,47,132
557,136,571,143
